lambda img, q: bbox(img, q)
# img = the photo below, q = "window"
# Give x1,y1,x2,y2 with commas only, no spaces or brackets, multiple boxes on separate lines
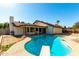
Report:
30,27,34,32
36,28,38,31
39,28,41,32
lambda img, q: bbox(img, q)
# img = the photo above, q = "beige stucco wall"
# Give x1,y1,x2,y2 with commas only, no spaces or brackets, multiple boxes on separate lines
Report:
46,26,53,34
53,27,62,34
34,22,63,34
14,27,24,35
34,22,53,34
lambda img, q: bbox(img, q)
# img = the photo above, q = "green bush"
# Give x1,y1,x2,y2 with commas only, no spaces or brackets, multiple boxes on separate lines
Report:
0,23,9,29
1,44,13,51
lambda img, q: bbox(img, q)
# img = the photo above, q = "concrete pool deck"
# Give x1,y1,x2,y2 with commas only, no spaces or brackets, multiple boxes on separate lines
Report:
62,34,79,56
1,34,79,56
1,37,34,56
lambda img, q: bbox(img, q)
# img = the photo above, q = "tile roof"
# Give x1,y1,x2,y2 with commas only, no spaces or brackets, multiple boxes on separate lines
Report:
12,22,47,28
33,20,63,28
12,22,26,27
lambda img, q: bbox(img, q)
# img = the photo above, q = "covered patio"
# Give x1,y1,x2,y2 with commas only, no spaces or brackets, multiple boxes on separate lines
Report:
22,25,47,35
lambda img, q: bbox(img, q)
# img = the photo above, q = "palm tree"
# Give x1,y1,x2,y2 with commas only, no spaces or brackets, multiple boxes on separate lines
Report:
56,20,60,25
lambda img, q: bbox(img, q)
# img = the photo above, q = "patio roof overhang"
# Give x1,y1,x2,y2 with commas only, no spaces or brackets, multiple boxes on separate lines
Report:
12,22,47,28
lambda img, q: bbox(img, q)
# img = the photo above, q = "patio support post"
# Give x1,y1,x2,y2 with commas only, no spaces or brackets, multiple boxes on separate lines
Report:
38,27,39,34
29,27,30,34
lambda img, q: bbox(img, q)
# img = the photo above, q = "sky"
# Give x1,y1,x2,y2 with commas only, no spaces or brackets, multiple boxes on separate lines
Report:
0,3,79,27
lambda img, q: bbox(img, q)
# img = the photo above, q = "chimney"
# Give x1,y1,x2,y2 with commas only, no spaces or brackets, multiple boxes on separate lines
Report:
10,16,14,23
9,16,14,35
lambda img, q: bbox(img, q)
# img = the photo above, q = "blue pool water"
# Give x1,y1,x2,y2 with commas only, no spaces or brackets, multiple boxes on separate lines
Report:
24,35,71,56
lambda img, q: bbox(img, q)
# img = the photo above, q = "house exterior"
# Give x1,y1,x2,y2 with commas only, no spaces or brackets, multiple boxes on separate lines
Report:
9,16,47,36
33,20,63,34
9,16,63,36
12,23,47,36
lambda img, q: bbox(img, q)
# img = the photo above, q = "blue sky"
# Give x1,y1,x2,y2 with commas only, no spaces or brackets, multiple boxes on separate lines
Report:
0,3,79,27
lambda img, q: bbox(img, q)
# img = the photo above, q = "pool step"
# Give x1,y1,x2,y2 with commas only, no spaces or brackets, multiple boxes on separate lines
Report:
40,46,50,56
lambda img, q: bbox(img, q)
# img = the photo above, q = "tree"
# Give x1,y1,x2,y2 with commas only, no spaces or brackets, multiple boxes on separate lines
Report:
3,23,9,28
72,22,79,29
0,23,4,28
0,23,9,29
72,22,79,33
64,26,67,29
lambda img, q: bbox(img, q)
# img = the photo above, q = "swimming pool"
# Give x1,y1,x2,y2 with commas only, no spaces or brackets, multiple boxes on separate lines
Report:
24,35,71,56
